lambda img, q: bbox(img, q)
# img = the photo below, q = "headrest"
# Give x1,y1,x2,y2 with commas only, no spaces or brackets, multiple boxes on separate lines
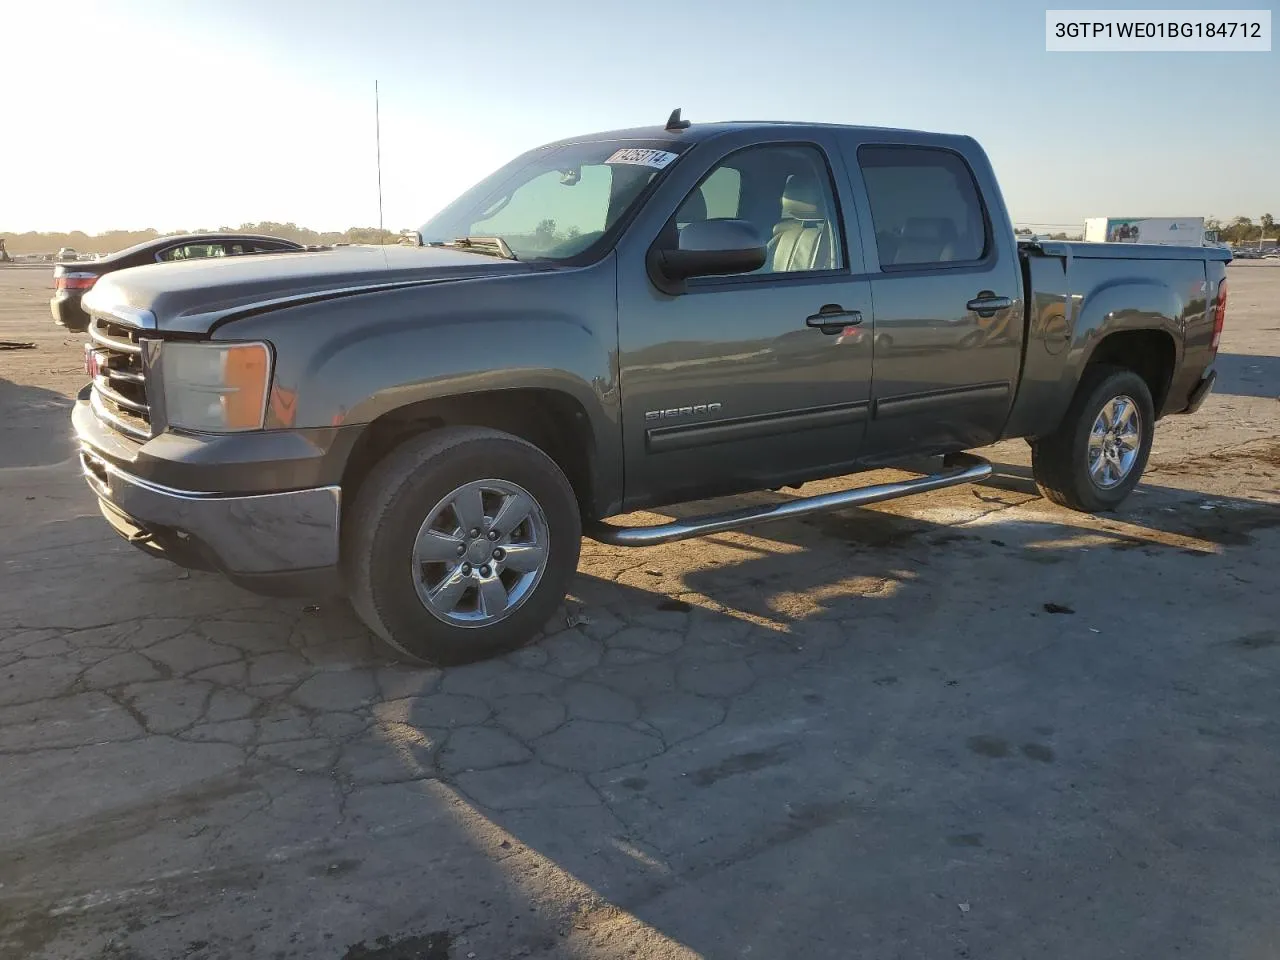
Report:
902,217,957,240
781,174,825,220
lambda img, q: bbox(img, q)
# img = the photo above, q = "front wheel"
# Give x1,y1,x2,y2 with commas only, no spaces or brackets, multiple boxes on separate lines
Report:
1030,364,1155,512
344,426,582,665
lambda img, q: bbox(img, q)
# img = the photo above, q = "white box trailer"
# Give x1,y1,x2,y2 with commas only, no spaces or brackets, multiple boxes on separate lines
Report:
1084,217,1207,246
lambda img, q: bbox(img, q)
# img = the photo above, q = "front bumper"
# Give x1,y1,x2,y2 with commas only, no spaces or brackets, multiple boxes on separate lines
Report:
74,400,345,596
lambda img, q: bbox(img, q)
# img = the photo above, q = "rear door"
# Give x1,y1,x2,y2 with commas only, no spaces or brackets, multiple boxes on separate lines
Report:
835,136,1024,461
615,134,875,509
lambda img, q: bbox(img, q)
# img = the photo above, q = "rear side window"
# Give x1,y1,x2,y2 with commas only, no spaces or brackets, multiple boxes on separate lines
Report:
857,145,988,268
234,241,294,254
158,243,226,261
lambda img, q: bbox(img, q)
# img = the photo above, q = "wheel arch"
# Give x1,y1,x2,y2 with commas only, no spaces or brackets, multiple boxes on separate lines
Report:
1017,281,1185,442
339,387,610,524
1082,328,1178,417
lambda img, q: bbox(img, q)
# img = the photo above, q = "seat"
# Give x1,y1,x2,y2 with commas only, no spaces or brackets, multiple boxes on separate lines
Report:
768,173,836,272
892,217,959,265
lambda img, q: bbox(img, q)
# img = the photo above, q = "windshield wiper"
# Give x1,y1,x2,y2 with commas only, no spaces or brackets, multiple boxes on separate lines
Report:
427,236,518,261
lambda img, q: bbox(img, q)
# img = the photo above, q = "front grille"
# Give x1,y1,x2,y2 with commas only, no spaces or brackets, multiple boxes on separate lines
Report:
89,316,152,440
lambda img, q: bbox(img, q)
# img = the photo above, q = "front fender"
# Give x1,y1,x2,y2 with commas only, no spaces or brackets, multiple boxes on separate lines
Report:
300,313,609,426
215,264,623,508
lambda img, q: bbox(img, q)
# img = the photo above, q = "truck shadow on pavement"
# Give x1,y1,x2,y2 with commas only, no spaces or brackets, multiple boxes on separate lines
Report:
0,378,74,469
1212,352,1280,399
3,456,1280,958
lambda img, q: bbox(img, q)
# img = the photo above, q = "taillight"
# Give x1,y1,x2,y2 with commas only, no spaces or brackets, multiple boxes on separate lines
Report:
54,272,98,292
1211,278,1227,351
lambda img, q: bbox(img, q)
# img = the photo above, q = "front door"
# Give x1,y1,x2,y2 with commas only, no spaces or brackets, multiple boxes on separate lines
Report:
616,139,874,511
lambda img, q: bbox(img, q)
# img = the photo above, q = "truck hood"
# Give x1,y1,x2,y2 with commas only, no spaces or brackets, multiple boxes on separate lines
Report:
81,244,542,334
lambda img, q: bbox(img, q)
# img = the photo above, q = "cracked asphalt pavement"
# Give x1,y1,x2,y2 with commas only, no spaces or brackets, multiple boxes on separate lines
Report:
2,264,1279,960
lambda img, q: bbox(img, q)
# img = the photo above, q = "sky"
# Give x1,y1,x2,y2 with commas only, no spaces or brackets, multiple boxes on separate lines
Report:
1,0,1275,235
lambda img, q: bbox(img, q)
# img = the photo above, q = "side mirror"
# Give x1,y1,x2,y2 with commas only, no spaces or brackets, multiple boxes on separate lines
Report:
649,219,766,293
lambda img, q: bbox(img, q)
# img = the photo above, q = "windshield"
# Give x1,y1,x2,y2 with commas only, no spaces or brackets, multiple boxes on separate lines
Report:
417,140,687,262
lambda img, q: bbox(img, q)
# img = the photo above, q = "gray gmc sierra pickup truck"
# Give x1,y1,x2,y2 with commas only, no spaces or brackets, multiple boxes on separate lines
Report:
72,111,1229,664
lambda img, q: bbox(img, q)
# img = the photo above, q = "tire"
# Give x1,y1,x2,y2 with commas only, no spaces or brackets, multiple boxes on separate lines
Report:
344,426,582,665
1030,364,1154,513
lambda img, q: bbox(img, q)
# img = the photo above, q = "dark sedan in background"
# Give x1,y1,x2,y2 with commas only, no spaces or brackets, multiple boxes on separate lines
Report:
51,233,307,331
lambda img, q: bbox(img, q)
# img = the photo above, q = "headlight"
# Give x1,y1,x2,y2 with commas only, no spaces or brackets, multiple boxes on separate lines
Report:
162,341,273,432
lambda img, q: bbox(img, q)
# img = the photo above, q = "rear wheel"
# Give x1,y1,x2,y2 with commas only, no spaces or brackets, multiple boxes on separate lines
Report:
1031,364,1154,512
345,426,581,664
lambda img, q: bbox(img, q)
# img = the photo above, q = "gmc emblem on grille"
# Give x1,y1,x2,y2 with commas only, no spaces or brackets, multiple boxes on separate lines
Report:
645,402,722,422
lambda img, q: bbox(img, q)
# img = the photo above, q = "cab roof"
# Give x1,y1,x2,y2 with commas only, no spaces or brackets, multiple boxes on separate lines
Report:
538,117,971,151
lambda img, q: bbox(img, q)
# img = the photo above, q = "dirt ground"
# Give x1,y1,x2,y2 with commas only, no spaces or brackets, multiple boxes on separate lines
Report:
1,262,1278,960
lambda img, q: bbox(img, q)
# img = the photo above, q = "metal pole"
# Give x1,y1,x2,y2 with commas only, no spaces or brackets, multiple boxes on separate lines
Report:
376,80,384,243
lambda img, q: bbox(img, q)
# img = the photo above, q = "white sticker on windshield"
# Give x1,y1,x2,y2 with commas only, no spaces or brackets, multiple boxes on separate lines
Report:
605,148,679,169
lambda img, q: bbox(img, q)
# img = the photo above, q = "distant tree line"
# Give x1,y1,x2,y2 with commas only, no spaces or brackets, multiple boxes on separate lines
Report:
1015,215,1277,246
6,214,1274,256
1206,214,1276,246
0,223,403,256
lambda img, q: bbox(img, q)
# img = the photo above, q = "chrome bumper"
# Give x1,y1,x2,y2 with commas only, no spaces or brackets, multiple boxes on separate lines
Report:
79,445,340,576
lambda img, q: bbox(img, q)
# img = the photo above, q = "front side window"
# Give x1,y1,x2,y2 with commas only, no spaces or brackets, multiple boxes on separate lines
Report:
418,140,688,262
671,143,844,275
858,145,988,268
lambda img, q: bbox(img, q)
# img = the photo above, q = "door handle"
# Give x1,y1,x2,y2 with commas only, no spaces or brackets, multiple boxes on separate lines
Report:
966,292,1013,318
806,303,863,334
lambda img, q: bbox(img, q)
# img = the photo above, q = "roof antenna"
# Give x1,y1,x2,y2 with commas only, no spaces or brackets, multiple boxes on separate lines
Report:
665,107,690,131
375,80,384,243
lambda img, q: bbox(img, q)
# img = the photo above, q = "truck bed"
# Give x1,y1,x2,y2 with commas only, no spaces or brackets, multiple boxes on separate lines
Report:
1002,239,1228,442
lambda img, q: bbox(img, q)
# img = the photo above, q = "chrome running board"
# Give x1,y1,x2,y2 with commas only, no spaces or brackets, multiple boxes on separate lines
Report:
585,453,992,547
